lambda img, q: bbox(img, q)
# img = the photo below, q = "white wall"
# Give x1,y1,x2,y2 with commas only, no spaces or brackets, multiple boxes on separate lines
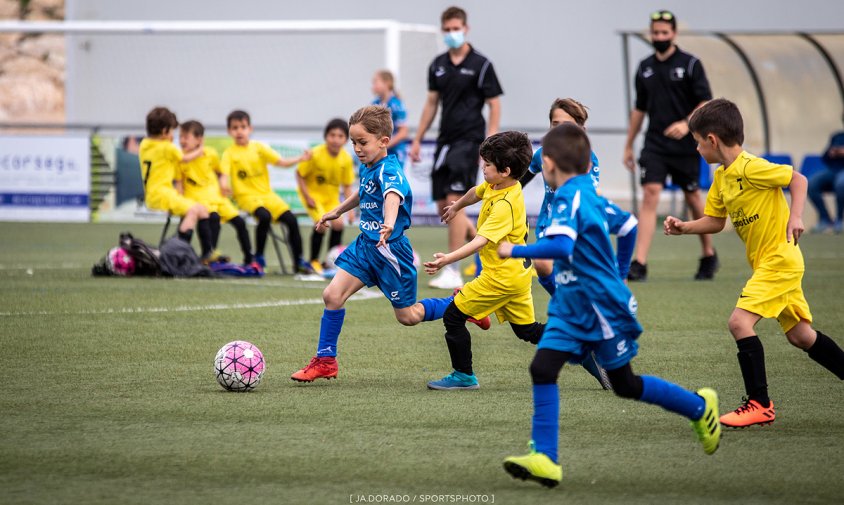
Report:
65,0,844,204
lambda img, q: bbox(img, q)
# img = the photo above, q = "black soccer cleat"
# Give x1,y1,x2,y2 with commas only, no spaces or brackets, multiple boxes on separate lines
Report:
627,260,648,282
695,251,719,280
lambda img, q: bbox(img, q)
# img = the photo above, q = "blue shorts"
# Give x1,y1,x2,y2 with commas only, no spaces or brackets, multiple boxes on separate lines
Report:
538,314,641,371
335,234,418,308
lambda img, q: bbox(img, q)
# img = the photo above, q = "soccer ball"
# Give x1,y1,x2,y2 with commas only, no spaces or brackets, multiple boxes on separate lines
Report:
325,245,346,269
214,340,265,392
107,247,135,276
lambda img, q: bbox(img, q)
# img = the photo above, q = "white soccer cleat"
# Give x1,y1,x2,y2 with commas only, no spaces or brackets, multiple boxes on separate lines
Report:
428,267,464,290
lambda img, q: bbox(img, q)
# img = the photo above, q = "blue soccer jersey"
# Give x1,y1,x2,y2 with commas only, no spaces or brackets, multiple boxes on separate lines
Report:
543,174,641,340
373,94,408,163
357,154,412,242
532,147,600,238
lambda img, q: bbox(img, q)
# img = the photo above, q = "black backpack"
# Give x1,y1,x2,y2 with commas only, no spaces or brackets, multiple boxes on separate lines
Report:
92,232,161,277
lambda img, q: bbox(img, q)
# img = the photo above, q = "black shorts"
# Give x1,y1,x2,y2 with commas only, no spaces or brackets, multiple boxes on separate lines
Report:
639,151,700,192
431,140,481,201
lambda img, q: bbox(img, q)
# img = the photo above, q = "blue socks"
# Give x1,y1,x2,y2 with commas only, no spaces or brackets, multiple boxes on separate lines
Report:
639,375,705,420
420,296,454,322
531,383,560,463
316,308,345,357
538,273,556,296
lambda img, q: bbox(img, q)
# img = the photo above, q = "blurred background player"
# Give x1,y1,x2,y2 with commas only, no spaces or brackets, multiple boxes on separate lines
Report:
520,97,638,390
808,112,844,233
178,120,255,268
424,131,542,391
410,5,503,290
501,123,720,488
221,110,313,274
666,98,844,428
290,105,472,383
371,70,409,167
296,118,355,273
622,10,717,282
138,106,213,258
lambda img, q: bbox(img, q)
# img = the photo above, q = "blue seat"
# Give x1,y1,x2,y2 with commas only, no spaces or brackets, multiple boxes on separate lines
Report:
800,155,828,180
761,153,794,167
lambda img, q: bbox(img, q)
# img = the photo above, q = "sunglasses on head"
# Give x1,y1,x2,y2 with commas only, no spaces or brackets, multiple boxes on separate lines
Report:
651,11,674,21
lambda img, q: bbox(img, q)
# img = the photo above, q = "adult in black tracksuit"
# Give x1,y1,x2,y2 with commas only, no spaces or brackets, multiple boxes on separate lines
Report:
410,5,503,290
623,10,717,282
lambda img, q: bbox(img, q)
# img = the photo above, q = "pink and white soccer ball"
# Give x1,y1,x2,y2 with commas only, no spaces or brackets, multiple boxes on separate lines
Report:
108,247,135,276
214,340,266,392
325,245,346,269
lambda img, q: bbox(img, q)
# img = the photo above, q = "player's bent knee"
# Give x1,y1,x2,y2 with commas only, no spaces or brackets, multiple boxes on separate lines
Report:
529,349,565,384
443,302,469,331
607,364,643,399
322,286,345,309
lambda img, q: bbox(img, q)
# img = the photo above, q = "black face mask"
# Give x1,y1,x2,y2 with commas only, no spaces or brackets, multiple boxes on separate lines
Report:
652,40,672,54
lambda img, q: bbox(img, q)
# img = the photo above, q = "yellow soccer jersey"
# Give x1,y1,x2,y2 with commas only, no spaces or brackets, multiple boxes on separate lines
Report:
705,151,803,272
139,138,182,195
297,144,354,201
180,146,223,203
221,141,282,200
474,181,533,289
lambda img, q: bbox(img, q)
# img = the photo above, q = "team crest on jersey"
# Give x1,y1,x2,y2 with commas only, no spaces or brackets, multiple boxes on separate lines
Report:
557,203,568,214
671,67,686,80
363,179,378,194
237,169,248,180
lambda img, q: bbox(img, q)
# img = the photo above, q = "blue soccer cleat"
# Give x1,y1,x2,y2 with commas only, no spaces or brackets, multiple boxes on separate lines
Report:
427,370,480,390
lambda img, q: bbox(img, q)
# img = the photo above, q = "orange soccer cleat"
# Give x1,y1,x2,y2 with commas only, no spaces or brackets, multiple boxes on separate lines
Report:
291,356,338,382
720,397,775,428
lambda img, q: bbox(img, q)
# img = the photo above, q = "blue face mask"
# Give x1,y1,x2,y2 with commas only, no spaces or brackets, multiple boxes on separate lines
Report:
443,30,465,49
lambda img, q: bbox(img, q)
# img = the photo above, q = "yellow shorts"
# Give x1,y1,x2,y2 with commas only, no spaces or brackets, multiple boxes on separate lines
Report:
298,194,340,223
146,188,195,217
454,273,535,325
737,267,813,332
235,192,290,220
202,197,240,223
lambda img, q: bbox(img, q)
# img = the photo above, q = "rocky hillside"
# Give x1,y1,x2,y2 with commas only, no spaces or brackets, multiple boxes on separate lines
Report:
0,0,65,123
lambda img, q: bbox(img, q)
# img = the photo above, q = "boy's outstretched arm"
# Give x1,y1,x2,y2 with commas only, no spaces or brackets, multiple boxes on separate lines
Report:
498,235,574,260
441,186,481,224
317,192,359,233
274,149,312,168
786,171,807,244
664,215,726,236
377,192,402,248
424,235,489,275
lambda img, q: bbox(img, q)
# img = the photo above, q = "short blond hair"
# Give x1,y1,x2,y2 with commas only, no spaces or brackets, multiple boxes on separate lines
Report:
349,105,393,139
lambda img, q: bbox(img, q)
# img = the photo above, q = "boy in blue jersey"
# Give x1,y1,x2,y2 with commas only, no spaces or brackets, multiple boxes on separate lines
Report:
499,123,720,488
291,105,484,383
521,98,639,390
372,70,409,166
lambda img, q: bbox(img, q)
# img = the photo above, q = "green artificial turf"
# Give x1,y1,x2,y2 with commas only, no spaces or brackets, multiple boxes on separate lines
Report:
1,222,842,504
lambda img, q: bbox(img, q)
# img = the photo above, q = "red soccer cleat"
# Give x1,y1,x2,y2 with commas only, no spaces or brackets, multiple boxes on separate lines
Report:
291,356,338,382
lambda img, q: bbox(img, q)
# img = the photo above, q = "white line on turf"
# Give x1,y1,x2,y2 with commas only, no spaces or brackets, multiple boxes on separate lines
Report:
0,288,383,317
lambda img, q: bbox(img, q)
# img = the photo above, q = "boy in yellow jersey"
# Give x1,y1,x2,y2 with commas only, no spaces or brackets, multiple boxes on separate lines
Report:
178,120,255,268
666,99,844,428
424,131,545,390
139,107,213,257
295,118,355,272
221,110,313,274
